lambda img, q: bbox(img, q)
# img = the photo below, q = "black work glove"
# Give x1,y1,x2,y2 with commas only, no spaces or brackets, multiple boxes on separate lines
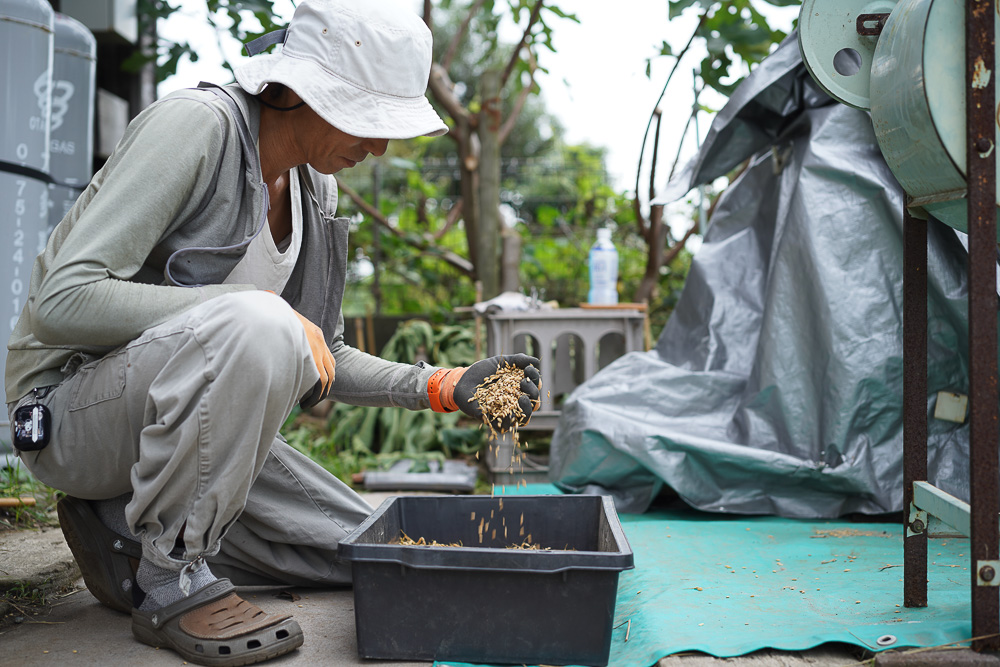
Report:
453,353,541,430
299,380,328,410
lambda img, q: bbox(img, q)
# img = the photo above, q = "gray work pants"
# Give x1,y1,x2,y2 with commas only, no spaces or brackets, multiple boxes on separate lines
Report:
10,291,372,585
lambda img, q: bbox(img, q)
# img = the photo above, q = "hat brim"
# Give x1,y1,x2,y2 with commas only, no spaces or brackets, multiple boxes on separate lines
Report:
235,52,449,140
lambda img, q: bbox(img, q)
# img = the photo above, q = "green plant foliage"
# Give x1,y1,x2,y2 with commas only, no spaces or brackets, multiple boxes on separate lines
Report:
658,0,798,96
126,0,283,83
338,142,668,317
337,161,481,317
281,319,487,485
3,579,48,605
512,143,647,307
0,462,60,531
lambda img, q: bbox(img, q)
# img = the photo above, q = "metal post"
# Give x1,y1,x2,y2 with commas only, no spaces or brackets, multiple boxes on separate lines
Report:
902,206,928,608
966,0,999,650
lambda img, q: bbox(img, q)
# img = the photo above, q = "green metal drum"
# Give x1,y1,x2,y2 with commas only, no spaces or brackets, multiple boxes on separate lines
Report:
801,0,1000,235
799,0,898,110
869,0,999,232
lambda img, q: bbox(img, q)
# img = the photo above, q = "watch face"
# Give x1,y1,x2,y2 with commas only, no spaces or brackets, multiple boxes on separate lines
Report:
13,403,51,451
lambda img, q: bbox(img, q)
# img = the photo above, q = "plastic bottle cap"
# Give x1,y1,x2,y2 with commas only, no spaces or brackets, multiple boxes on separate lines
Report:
597,228,612,242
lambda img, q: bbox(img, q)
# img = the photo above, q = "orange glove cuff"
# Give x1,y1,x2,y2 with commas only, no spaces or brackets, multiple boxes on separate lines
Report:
427,368,458,412
439,367,465,412
428,368,466,413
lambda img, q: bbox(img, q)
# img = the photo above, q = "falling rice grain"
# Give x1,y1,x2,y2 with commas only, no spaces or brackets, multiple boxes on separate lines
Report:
472,363,529,437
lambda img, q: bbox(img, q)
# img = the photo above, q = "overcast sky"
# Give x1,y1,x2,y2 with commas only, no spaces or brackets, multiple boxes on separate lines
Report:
159,1,799,197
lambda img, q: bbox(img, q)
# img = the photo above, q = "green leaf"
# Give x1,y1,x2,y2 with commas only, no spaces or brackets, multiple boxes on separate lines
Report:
120,48,157,74
535,205,560,227
668,0,699,19
390,157,419,171
545,6,579,23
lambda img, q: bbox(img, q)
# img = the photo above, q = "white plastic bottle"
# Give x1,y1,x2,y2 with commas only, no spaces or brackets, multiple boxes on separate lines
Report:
587,228,619,305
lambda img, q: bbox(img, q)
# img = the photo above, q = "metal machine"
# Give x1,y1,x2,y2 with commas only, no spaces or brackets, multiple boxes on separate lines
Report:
802,0,997,232
799,0,999,649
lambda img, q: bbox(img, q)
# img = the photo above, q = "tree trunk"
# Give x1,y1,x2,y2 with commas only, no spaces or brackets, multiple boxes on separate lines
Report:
501,229,521,293
477,69,502,299
458,115,479,269
636,205,666,302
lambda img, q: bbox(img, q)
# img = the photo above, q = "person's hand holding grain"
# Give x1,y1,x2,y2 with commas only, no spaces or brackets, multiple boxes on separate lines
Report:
450,353,541,432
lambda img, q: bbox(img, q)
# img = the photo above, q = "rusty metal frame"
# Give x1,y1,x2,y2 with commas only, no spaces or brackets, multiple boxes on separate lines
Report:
902,205,927,609
902,0,998,651
965,0,998,649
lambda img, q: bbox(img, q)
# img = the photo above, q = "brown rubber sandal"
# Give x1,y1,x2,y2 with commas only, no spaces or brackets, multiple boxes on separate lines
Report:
131,579,303,666
57,496,142,613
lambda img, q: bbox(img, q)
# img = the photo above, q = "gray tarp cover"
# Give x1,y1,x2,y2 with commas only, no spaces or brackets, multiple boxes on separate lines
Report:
549,36,980,517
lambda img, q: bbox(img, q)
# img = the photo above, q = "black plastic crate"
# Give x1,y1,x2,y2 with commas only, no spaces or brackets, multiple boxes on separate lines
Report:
338,494,634,666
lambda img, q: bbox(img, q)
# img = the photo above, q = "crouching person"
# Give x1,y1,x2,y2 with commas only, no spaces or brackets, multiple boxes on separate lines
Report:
5,0,540,663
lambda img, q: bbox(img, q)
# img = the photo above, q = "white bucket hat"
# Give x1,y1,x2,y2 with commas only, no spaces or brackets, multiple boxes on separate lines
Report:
234,0,448,140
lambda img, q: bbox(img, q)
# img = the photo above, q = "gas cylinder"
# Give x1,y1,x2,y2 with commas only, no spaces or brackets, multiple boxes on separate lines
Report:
0,0,53,401
49,13,96,237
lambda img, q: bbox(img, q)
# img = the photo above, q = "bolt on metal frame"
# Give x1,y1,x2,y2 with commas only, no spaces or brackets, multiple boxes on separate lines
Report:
902,0,998,651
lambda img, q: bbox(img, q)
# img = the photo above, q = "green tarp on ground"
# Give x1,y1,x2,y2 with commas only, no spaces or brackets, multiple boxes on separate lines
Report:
436,484,970,665
612,509,967,660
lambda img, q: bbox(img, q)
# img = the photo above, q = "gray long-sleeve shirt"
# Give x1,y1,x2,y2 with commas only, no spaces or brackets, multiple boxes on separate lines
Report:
6,85,436,409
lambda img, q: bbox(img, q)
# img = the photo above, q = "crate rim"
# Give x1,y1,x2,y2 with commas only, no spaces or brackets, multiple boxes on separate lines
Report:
339,494,634,574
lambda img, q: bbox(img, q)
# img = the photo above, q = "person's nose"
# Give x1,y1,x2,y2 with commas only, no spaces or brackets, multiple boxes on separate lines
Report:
364,138,389,157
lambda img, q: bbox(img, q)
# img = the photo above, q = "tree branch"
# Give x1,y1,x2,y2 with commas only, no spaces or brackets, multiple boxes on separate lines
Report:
417,195,429,227
428,63,469,123
422,0,431,28
635,204,666,302
633,197,647,244
339,181,404,238
339,181,475,276
499,52,536,145
666,105,696,183
649,108,662,203
500,0,543,90
442,0,488,71
635,109,663,241
661,221,698,266
433,197,464,241
634,12,706,207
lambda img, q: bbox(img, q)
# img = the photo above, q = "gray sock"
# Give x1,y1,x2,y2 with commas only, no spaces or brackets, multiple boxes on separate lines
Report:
92,493,133,539
137,558,218,611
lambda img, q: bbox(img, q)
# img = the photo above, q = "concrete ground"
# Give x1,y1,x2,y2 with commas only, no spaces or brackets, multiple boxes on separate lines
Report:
0,493,984,667
0,582,866,667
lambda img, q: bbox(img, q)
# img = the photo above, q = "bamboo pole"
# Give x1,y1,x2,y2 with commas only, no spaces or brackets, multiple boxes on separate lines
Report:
0,497,36,508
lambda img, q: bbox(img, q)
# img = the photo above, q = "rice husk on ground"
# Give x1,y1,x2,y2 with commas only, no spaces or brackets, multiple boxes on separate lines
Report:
392,530,553,550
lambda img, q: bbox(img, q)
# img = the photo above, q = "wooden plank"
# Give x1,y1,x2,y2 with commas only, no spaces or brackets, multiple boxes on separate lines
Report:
580,302,648,311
